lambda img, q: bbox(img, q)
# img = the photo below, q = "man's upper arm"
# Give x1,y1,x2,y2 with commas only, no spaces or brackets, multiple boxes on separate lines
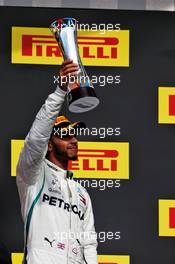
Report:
16,86,66,185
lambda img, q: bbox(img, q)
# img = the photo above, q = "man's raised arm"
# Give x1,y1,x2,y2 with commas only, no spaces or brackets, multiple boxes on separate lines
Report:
16,60,78,185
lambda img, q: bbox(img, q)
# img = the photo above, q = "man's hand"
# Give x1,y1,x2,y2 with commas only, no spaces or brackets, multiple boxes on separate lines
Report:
59,60,79,92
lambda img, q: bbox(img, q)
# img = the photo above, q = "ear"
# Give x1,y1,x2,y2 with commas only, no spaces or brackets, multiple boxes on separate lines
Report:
47,140,53,152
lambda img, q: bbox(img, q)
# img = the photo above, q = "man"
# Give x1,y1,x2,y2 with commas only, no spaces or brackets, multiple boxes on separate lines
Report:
16,60,98,264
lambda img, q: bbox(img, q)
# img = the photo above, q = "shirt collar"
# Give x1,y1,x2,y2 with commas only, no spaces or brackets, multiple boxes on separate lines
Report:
44,158,73,179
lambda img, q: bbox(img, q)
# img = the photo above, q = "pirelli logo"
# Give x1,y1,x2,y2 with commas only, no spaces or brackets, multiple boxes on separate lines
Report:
158,87,175,124
159,199,175,236
11,140,129,179
11,253,130,264
11,27,130,66
98,255,130,263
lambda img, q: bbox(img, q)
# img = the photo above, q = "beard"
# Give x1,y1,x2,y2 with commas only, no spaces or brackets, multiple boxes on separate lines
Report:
53,141,78,161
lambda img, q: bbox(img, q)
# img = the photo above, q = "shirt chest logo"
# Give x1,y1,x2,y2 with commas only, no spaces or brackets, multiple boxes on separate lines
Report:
42,193,84,220
47,174,62,195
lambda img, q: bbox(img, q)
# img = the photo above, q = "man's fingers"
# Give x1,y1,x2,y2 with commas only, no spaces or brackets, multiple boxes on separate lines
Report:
62,63,79,71
59,60,79,91
61,60,78,68
66,71,79,77
61,67,79,76
61,59,73,66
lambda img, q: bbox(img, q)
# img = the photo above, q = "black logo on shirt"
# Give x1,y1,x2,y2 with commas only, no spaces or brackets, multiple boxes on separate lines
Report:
42,193,84,220
44,237,55,247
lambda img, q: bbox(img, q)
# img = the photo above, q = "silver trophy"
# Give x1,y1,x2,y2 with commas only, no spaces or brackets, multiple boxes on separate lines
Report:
50,17,100,113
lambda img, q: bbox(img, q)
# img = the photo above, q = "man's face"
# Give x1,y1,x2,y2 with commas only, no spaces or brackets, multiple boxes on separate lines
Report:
49,133,78,161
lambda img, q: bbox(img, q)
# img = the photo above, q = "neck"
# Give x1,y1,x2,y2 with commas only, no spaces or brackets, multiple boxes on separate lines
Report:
47,156,68,170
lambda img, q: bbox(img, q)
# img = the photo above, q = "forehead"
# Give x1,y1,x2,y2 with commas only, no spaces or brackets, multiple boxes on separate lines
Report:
52,133,77,141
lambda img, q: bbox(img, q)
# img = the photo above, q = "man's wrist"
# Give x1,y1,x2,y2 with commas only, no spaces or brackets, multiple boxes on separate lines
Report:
55,85,67,95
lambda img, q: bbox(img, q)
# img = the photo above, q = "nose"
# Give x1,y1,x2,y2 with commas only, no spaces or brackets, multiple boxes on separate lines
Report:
70,135,78,144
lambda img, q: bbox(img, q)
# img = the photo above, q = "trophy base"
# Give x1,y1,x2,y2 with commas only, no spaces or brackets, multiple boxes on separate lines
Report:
67,87,100,113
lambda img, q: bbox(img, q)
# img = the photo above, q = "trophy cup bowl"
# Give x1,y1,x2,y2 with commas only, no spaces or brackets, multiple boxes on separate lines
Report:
50,17,100,113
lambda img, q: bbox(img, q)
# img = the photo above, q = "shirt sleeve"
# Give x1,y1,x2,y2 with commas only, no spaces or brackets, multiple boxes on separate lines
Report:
16,86,66,185
82,192,98,264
